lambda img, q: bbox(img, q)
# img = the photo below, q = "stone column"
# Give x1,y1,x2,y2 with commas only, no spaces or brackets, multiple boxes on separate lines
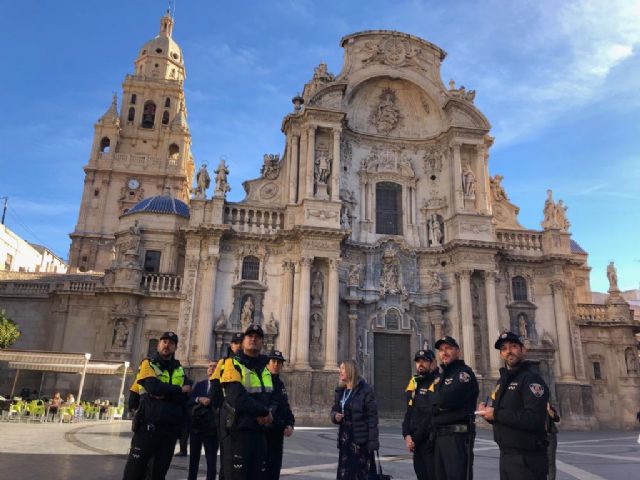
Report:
295,257,313,369
306,127,316,198
360,180,367,221
483,270,501,376
458,270,476,369
289,261,301,364
278,260,295,360
349,312,358,360
298,132,308,202
324,258,340,370
451,142,463,213
551,281,575,379
477,145,490,214
288,135,299,203
331,129,341,201
194,255,219,362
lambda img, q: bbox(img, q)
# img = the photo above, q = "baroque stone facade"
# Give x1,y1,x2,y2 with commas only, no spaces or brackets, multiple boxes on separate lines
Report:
0,18,638,428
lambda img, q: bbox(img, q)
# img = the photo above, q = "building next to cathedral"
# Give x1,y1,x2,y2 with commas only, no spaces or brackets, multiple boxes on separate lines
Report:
0,13,638,428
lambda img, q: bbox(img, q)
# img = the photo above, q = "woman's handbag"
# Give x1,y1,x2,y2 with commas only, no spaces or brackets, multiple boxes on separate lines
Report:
369,450,392,480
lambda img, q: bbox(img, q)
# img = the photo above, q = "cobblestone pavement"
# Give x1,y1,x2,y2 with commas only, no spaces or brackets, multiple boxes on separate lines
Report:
0,420,638,479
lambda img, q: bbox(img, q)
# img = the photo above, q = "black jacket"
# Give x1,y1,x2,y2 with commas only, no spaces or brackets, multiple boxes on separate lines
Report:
137,354,190,427
187,379,217,436
491,361,549,452
402,371,437,444
431,359,479,427
331,377,379,451
268,374,295,434
221,352,277,432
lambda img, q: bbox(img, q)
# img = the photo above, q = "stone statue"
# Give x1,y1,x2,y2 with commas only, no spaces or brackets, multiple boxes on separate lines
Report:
426,271,442,293
556,200,570,231
607,262,619,291
490,175,508,201
315,153,331,185
240,296,254,330
311,271,324,306
214,159,231,197
542,189,556,228
265,313,278,334
215,309,227,330
370,88,400,135
380,245,401,295
518,314,528,338
341,208,351,228
194,164,210,198
625,348,637,374
260,154,281,180
428,214,443,247
110,243,117,264
128,220,141,253
348,265,360,287
310,313,323,344
461,164,476,197
112,320,129,349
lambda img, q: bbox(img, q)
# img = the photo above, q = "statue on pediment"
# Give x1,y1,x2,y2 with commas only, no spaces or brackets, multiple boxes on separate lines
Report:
214,159,231,197
195,164,210,198
461,164,476,198
490,175,508,202
260,154,281,180
607,262,618,291
541,190,570,232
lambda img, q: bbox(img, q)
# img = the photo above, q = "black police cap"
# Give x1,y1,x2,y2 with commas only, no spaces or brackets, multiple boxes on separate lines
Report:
159,331,179,345
414,349,436,361
494,331,524,349
434,336,459,349
230,332,244,344
244,323,264,338
268,349,286,362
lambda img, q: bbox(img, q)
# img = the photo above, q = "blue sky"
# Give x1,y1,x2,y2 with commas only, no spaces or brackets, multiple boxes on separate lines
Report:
1,0,639,293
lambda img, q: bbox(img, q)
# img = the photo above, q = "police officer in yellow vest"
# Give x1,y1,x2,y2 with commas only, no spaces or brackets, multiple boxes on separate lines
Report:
220,324,277,480
123,331,193,480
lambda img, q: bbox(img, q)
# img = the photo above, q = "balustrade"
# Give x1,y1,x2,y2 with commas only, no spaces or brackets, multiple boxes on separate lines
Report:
224,205,284,234
576,303,608,321
141,273,182,293
496,230,543,251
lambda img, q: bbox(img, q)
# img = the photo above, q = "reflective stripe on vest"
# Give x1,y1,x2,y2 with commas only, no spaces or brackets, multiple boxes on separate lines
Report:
232,357,273,394
138,361,185,395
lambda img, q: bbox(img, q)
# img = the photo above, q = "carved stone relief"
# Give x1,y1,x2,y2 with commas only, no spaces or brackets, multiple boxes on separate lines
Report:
260,154,281,180
369,88,401,135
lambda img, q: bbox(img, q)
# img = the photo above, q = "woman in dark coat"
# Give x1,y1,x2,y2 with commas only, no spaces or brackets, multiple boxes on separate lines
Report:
331,359,380,480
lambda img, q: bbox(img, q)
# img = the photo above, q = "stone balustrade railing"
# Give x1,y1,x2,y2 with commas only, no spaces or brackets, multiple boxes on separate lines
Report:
67,281,97,292
141,274,182,293
95,152,182,170
576,304,608,321
0,282,51,296
224,204,285,234
496,229,543,251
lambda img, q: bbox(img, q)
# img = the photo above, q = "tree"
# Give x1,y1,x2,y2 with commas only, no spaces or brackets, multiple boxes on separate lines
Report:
0,310,20,349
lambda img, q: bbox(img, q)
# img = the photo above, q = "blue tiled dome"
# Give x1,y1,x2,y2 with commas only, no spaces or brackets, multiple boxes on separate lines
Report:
124,194,190,218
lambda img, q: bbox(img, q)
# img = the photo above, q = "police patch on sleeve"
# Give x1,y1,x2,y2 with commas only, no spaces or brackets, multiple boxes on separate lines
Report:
529,383,545,397
459,371,470,383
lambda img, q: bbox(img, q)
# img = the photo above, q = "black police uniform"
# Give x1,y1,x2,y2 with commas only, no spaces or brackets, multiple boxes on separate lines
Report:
402,350,437,480
220,325,278,480
489,332,550,480
265,350,295,480
431,337,479,480
123,332,191,480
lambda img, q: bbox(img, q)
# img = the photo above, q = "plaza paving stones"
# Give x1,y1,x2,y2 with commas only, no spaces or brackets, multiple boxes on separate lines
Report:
0,421,638,479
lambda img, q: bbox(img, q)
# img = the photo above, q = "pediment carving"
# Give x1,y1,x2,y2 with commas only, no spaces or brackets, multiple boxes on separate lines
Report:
360,147,415,177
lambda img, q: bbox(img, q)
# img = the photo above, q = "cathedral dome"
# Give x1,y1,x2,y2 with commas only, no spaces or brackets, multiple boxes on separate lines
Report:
134,11,185,81
124,193,190,218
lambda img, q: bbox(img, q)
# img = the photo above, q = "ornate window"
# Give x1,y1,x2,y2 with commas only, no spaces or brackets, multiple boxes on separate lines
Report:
512,276,528,302
164,97,171,108
592,361,602,380
162,110,170,125
376,182,402,235
143,250,161,273
127,107,135,122
241,256,260,281
141,101,156,129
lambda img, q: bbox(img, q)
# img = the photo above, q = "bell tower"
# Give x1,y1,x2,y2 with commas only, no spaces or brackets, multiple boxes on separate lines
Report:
69,11,195,272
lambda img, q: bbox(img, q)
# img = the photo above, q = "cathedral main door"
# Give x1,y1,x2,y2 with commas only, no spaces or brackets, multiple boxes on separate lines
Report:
373,333,411,413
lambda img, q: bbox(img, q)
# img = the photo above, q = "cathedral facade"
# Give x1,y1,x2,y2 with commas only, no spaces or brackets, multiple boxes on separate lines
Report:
1,14,638,428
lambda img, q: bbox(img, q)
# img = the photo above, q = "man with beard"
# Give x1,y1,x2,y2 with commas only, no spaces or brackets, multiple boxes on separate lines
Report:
431,336,479,480
219,324,276,479
476,331,549,480
122,331,192,480
402,349,438,480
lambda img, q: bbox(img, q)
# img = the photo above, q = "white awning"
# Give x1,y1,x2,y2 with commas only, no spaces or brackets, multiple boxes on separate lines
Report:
6,361,127,375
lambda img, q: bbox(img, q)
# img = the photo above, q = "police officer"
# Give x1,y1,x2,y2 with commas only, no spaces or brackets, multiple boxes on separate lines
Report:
476,331,549,480
122,331,193,480
431,336,479,480
264,349,295,480
220,324,277,479
402,349,438,480
209,332,244,480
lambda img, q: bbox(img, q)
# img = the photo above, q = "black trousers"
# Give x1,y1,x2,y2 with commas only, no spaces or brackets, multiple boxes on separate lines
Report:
178,416,190,454
221,430,266,480
188,432,219,480
499,451,547,480
413,440,435,480
122,424,180,480
547,433,557,480
264,430,284,480
434,431,474,480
